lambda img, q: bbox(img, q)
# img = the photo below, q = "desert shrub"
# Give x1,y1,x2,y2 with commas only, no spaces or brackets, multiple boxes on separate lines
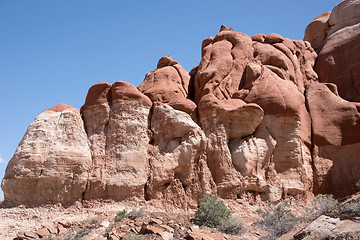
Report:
218,216,246,235
122,234,144,240
72,228,91,240
115,209,128,222
305,194,338,221
256,201,297,239
63,233,73,240
194,194,231,228
340,198,360,217
88,215,100,226
128,207,146,220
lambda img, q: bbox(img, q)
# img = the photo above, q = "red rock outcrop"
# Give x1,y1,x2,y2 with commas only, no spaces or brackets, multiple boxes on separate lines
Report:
307,82,360,198
304,11,331,53
138,56,196,115
2,0,360,207
304,0,360,198
192,26,317,201
305,0,360,102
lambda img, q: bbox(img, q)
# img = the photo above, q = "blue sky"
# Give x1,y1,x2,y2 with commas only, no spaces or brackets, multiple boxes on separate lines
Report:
0,0,338,199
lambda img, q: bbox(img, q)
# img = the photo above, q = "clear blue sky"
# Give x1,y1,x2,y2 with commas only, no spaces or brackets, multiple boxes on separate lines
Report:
0,0,338,199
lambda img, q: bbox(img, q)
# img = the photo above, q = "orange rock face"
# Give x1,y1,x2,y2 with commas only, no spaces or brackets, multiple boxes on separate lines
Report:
2,1,360,206
305,0,360,102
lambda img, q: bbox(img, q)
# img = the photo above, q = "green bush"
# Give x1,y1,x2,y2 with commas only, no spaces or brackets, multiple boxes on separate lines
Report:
194,194,231,228
256,202,297,239
115,209,128,222
218,216,245,235
305,194,338,221
128,207,146,220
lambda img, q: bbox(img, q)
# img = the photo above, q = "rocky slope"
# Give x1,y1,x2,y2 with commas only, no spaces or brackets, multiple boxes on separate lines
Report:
2,0,360,207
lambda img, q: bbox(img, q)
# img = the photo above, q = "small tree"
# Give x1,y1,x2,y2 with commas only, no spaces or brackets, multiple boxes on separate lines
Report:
194,194,231,228
115,209,128,222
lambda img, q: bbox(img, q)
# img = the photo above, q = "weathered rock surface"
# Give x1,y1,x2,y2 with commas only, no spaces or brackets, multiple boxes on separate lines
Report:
194,26,316,201
304,0,360,198
306,83,360,198
294,215,360,239
304,11,331,52
305,0,360,102
2,0,360,207
138,55,196,115
1,104,92,206
81,81,152,201
146,104,215,208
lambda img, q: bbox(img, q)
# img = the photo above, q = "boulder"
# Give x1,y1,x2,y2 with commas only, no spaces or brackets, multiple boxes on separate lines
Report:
294,215,360,239
304,11,331,52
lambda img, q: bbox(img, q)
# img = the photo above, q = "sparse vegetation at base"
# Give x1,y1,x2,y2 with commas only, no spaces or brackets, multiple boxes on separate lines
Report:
256,201,297,240
115,209,128,222
41,236,54,240
194,194,231,228
88,215,100,226
194,194,245,235
305,194,338,221
122,234,144,240
128,206,146,220
218,216,246,235
73,228,91,240
340,198,360,217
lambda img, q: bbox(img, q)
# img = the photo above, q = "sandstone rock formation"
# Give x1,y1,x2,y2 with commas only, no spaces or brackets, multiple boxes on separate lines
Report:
138,56,197,115
81,81,152,201
305,0,360,102
304,0,360,198
2,0,360,207
306,83,360,198
1,104,92,206
193,26,317,201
